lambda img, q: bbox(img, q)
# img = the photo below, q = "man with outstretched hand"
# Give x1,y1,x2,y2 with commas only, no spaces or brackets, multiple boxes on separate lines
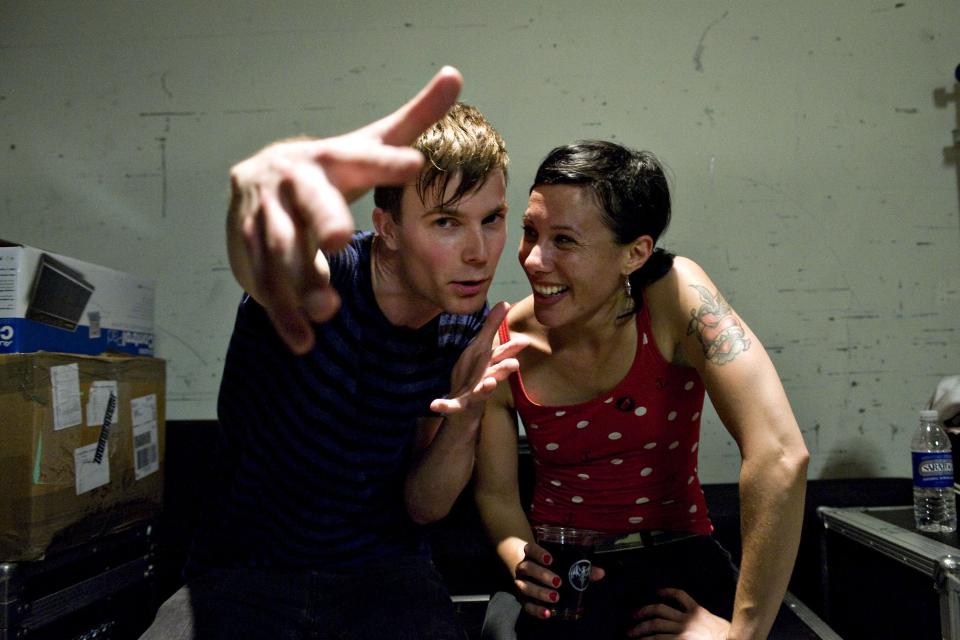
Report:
140,67,527,640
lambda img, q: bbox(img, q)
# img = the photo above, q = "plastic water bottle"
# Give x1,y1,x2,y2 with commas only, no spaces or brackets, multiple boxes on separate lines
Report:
912,409,957,532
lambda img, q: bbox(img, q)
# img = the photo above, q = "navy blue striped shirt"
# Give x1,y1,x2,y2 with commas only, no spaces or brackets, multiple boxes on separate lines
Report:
189,232,485,570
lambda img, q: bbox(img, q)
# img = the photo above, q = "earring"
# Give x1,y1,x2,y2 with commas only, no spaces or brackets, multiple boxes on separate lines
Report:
624,276,632,298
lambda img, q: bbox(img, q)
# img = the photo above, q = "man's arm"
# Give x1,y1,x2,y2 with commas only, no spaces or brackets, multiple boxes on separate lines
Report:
226,66,463,354
404,302,529,524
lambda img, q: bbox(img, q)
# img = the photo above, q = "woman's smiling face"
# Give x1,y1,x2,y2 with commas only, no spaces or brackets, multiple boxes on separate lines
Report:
519,184,632,328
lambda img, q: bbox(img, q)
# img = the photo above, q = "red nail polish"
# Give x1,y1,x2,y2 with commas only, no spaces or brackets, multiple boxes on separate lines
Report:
549,591,558,602
552,577,561,587
543,554,552,565
541,610,550,619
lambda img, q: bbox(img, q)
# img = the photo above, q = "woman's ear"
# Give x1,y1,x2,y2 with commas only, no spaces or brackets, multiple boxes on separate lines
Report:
623,235,654,277
372,207,400,251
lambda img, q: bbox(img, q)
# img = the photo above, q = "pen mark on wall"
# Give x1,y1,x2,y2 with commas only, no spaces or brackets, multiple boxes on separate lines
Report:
156,324,209,366
161,71,173,99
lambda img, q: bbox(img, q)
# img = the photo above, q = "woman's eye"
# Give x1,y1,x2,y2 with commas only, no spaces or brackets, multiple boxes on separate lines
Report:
522,225,536,239
555,235,575,245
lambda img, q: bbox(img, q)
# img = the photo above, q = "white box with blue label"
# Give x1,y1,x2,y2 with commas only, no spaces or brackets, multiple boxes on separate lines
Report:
0,240,155,356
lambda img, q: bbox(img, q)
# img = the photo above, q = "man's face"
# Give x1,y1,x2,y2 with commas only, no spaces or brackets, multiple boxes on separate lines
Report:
385,169,508,320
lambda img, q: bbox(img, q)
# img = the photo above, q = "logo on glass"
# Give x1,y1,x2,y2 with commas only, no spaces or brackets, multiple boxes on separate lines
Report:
568,559,592,592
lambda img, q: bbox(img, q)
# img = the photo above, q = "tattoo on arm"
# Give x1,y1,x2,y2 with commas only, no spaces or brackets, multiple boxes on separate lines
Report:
685,284,751,365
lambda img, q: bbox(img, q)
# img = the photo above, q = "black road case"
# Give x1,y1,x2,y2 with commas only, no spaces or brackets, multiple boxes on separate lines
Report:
820,505,960,640
0,520,156,640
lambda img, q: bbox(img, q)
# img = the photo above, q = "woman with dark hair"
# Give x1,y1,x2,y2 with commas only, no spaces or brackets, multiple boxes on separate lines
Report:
475,141,808,639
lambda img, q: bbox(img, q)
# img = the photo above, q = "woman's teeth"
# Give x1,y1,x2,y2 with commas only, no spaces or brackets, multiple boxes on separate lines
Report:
534,284,569,296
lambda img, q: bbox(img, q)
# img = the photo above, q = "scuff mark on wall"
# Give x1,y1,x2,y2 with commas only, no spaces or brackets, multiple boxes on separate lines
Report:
693,11,729,72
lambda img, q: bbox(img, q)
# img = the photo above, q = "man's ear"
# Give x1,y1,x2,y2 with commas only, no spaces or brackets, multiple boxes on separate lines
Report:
373,207,400,251
623,235,654,277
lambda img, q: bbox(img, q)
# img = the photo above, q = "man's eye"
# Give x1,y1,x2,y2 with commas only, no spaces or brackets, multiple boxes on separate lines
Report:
435,217,457,228
555,235,575,245
483,212,505,225
522,225,536,239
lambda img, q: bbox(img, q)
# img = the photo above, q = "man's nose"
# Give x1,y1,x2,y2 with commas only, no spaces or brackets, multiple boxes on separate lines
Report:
463,226,488,264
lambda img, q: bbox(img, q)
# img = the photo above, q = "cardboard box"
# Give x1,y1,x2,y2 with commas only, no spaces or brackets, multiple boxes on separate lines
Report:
0,240,155,356
0,353,165,561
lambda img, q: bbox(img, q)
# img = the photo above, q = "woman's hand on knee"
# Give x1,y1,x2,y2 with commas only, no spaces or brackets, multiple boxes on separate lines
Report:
627,587,729,639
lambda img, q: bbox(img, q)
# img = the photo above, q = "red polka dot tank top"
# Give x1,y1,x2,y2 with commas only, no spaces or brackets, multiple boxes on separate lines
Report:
499,303,713,536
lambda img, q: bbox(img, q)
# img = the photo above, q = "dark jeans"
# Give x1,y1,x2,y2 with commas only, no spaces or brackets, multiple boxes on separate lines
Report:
140,557,467,640
514,535,738,640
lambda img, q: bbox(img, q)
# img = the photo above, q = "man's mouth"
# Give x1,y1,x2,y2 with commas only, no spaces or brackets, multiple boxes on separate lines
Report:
452,279,488,295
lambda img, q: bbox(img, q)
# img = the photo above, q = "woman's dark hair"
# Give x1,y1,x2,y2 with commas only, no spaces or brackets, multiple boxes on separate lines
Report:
531,140,675,315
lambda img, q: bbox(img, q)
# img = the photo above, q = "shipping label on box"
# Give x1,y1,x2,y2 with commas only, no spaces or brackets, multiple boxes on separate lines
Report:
0,352,166,561
0,240,155,356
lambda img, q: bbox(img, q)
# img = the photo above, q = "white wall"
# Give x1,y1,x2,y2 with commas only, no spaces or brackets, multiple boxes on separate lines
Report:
2,1,958,482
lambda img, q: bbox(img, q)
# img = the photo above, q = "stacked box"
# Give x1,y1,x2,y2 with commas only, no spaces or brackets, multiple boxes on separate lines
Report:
0,240,155,356
0,353,165,561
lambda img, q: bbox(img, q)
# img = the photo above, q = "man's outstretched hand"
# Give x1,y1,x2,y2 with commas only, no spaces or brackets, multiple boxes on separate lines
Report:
227,66,464,354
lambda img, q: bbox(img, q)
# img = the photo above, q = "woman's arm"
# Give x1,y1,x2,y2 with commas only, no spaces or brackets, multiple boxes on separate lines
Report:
474,382,570,619
652,257,810,640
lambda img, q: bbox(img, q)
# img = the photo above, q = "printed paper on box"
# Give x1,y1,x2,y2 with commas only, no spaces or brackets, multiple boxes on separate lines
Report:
75,442,110,495
131,393,159,480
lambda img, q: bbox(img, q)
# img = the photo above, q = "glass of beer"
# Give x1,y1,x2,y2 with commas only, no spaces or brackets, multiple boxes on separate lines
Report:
535,525,600,621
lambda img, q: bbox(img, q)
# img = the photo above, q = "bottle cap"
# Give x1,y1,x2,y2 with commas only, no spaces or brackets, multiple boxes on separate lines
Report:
920,409,941,422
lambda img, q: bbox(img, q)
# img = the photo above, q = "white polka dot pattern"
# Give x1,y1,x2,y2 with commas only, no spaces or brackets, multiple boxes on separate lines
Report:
509,310,710,536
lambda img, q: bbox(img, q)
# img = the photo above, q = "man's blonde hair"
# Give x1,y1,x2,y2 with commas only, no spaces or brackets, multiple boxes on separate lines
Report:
374,102,508,220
